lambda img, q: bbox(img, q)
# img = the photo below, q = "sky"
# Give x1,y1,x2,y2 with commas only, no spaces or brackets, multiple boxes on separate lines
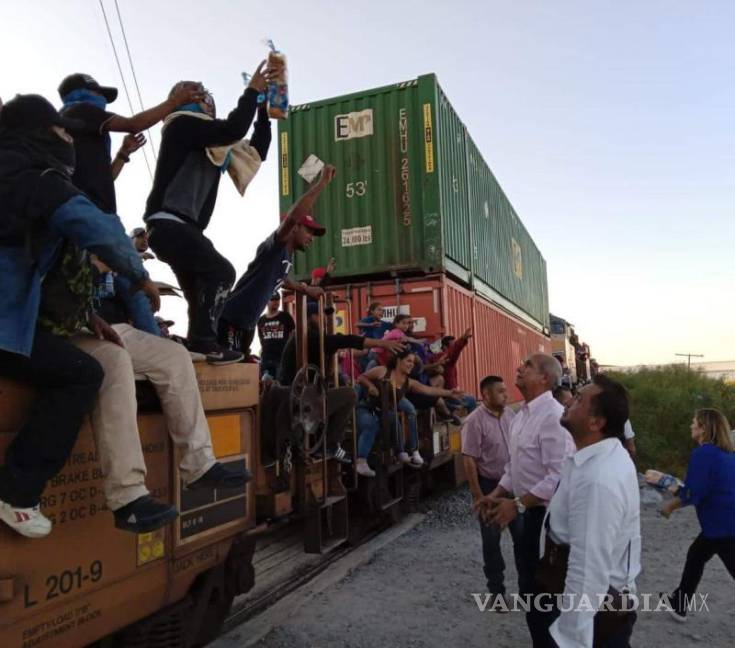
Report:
2,0,733,366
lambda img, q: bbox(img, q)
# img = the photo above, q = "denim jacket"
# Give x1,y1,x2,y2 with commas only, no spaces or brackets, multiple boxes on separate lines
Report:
0,194,148,356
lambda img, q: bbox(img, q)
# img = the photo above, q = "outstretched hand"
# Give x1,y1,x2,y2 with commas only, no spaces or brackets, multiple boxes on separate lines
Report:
248,60,278,93
120,133,146,156
317,164,336,187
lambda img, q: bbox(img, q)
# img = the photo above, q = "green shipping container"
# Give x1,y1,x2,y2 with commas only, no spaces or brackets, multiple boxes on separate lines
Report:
278,74,548,329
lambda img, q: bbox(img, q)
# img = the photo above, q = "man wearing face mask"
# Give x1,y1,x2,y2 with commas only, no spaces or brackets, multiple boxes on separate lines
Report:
143,62,276,365
0,94,156,538
57,73,204,337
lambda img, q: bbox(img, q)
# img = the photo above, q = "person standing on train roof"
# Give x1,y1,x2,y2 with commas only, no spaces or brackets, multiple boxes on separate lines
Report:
57,73,204,337
142,61,277,365
461,375,522,607
0,94,157,538
475,353,576,646
218,165,336,358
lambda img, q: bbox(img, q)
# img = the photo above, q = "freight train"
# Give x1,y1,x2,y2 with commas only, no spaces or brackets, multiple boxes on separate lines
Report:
1,74,560,647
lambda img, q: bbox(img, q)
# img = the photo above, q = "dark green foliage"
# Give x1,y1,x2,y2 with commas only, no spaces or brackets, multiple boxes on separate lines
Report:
607,366,735,476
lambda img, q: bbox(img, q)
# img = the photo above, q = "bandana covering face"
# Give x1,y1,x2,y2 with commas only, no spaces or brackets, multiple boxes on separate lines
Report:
61,89,108,111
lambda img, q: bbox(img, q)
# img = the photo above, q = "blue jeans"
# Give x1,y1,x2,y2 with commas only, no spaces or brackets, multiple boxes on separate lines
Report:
478,475,523,595
397,397,418,452
356,407,409,459
114,274,160,336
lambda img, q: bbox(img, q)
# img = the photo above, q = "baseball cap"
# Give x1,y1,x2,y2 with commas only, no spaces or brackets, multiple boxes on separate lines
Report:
155,316,175,327
311,266,327,281
58,73,118,103
129,227,146,238
268,293,281,301
281,211,326,236
0,94,85,132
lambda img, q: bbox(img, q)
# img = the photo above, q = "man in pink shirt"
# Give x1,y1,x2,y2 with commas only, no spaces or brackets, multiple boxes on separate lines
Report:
475,353,575,644
462,375,521,604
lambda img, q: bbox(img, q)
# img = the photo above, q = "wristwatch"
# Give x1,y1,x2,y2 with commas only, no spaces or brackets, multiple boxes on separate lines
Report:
514,497,526,514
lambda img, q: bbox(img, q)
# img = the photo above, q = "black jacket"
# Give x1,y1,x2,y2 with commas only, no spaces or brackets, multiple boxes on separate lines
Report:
143,88,271,230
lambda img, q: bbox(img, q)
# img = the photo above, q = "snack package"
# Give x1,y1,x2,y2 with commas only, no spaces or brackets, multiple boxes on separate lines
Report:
266,40,289,119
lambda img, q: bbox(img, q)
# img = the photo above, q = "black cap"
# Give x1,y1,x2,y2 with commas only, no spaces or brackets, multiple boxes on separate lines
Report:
268,292,281,301
0,94,84,131
58,73,118,103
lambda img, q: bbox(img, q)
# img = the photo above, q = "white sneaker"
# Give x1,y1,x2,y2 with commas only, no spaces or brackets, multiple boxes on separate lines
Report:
410,450,425,467
356,461,376,478
398,452,411,464
0,499,52,538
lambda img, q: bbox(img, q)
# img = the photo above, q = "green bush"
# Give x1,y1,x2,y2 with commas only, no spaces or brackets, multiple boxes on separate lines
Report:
606,366,735,476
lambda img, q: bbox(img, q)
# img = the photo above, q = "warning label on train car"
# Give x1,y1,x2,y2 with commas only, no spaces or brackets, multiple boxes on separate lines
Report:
341,226,372,247
423,103,435,173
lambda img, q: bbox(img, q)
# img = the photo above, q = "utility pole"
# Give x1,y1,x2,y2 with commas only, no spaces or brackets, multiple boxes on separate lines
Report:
675,353,704,369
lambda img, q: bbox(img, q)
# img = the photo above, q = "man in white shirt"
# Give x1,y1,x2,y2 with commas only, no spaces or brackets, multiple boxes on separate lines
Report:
541,374,641,648
475,354,575,643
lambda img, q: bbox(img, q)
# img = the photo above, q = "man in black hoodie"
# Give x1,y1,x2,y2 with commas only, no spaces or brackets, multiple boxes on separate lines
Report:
144,62,275,365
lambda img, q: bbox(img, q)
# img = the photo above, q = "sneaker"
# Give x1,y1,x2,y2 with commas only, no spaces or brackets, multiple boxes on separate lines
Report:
188,351,207,363
410,450,425,467
186,462,252,490
0,499,52,538
356,460,376,478
332,444,352,465
314,444,352,464
187,340,244,366
660,593,687,622
397,451,411,464
205,348,244,366
114,496,178,533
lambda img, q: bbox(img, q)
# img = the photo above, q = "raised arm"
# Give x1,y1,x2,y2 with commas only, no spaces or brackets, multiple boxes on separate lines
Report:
105,84,206,134
276,164,336,243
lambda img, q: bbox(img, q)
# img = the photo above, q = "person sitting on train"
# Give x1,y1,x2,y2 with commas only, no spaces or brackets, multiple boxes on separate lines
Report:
357,302,392,339
0,94,156,538
269,303,407,464
40,251,253,534
354,350,466,477
217,165,336,360
429,328,477,416
142,62,277,365
57,71,205,338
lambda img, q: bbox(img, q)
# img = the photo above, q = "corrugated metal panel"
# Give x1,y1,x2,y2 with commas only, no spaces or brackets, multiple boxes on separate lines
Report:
309,275,550,403
281,78,442,279
466,136,549,327
435,86,472,278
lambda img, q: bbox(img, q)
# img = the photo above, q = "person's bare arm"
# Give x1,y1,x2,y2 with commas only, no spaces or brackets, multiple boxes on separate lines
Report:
282,277,324,301
408,379,463,400
111,133,146,180
464,455,483,502
105,85,206,134
276,165,336,243
363,338,406,355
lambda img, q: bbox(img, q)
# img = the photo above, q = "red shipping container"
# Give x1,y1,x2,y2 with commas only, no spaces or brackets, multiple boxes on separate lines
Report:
309,274,550,404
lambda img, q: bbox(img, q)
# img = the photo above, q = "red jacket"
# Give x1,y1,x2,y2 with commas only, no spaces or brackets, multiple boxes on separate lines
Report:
432,336,469,390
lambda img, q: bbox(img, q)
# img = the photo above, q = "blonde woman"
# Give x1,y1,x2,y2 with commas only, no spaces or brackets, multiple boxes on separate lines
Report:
661,408,735,621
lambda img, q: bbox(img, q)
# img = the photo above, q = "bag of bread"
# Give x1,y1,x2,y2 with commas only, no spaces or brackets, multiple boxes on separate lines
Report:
265,40,289,119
